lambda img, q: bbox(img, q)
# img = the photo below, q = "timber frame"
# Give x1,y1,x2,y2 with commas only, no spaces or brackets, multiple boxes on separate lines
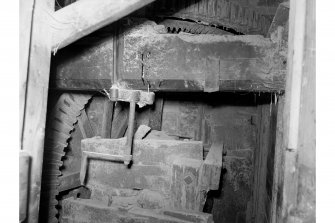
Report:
20,0,315,222
20,1,158,222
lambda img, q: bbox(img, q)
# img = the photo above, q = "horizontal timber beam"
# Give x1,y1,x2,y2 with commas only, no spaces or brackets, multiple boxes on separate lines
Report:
51,0,156,50
50,79,284,93
50,21,287,93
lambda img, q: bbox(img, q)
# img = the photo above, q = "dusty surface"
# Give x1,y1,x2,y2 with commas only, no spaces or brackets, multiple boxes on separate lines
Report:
122,19,287,92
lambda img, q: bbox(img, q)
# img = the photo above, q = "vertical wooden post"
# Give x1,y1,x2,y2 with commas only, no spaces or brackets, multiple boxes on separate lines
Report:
270,95,285,223
285,0,307,151
280,0,307,218
20,0,54,222
272,0,315,221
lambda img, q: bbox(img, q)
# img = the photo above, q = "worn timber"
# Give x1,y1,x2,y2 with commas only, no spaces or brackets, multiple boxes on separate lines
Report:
51,0,157,50
51,20,287,93
61,197,213,223
80,135,222,212
20,0,55,222
19,151,30,222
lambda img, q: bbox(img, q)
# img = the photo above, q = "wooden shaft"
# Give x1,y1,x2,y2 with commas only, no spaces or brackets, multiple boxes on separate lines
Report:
101,100,114,138
125,101,136,164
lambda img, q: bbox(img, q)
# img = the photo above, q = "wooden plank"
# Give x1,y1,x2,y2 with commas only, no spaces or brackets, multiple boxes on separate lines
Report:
51,78,286,93
62,197,212,223
148,97,164,130
21,0,55,222
270,95,285,223
19,0,35,145
251,104,272,223
51,0,156,50
200,143,223,191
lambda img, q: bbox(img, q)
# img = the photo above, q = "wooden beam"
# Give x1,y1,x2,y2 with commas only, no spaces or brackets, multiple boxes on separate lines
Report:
120,23,286,93
51,0,156,50
279,0,307,217
50,21,287,92
273,0,315,221
21,0,55,222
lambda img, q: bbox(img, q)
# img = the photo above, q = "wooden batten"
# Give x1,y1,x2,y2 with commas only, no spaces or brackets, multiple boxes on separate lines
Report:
51,0,156,51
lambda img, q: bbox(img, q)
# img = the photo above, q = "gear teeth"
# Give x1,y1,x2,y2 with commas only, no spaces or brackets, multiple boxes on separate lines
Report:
52,111,77,127
44,163,63,171
59,103,80,117
46,131,71,143
161,19,232,35
43,169,62,175
50,118,73,133
40,93,92,223
152,0,273,35
40,196,59,205
45,140,69,149
43,159,63,166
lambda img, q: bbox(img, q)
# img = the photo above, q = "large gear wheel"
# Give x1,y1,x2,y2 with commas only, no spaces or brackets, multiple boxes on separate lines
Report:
39,93,93,223
145,0,278,35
